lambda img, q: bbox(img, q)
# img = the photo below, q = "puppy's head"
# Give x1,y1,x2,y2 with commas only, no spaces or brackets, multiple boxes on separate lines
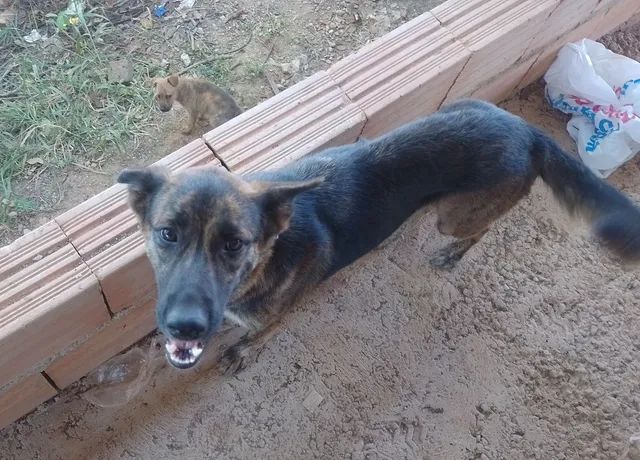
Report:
152,74,180,112
117,165,322,369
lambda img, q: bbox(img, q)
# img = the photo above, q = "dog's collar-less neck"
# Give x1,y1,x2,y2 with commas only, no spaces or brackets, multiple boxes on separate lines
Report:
228,234,281,306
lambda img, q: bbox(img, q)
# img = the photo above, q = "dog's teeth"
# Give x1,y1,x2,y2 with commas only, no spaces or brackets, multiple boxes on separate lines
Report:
164,338,204,368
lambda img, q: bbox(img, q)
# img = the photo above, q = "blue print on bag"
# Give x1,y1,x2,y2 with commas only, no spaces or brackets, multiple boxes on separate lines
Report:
549,95,596,122
619,78,640,96
586,119,617,153
548,94,620,153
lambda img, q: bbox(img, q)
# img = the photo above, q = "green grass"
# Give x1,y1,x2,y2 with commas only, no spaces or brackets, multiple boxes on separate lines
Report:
190,56,233,88
0,15,160,224
244,61,266,78
256,14,287,40
0,26,19,48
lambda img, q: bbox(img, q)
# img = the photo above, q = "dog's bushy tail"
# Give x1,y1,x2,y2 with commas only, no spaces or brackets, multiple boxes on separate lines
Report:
533,128,640,263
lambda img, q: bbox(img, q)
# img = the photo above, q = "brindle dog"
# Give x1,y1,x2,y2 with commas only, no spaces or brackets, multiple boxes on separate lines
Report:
118,99,640,372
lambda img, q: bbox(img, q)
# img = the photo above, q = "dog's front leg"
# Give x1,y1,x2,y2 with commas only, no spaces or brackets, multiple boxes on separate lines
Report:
218,317,282,374
182,112,197,134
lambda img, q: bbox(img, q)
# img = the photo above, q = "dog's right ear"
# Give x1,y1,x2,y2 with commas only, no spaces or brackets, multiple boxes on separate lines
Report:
167,74,179,87
251,177,324,238
117,167,169,220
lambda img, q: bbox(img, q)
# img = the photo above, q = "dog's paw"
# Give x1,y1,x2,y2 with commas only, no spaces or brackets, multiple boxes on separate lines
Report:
218,342,252,375
429,244,465,270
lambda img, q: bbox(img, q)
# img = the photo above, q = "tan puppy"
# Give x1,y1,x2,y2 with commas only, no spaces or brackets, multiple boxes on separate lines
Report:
153,74,242,134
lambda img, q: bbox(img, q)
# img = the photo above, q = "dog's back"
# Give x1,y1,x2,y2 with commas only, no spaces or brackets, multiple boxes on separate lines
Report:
253,100,640,273
178,78,242,120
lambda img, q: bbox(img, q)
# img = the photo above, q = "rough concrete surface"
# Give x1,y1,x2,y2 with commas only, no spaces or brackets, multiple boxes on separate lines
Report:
3,51,640,460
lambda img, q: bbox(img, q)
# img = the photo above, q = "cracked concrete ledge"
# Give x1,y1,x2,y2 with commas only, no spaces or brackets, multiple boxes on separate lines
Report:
1,0,639,430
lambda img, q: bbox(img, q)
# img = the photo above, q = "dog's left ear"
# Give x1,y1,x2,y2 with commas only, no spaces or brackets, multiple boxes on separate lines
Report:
117,166,170,220
167,74,179,87
252,177,324,237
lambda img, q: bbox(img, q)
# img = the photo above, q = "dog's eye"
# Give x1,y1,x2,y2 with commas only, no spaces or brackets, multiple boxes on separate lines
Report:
159,227,177,243
224,238,243,252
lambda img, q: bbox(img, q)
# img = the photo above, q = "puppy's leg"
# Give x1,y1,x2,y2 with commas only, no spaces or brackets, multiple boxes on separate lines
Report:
431,178,533,269
182,111,197,135
207,112,222,130
209,110,236,130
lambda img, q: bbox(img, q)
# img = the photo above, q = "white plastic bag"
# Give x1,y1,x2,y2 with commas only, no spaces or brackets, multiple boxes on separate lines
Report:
544,39,640,177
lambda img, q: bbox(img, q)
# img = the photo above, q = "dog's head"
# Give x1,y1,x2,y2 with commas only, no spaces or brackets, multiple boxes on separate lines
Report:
152,74,180,112
117,165,322,368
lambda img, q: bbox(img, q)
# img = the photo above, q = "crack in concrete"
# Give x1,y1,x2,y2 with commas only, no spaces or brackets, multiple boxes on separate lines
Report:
41,371,61,392
514,50,543,91
53,218,114,318
325,72,369,140
201,137,231,172
438,53,471,110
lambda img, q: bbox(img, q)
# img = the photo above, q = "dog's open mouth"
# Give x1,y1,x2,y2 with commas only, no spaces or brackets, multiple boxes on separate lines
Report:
165,339,204,369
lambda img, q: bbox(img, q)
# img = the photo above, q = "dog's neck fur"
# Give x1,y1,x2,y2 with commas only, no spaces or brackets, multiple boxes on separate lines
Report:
230,235,279,304
174,79,192,105
226,228,329,329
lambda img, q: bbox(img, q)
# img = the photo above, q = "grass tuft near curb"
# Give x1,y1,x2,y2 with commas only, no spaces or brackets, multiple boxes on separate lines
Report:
0,16,160,224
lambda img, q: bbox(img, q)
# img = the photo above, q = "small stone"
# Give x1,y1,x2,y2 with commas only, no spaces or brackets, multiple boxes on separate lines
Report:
180,53,192,67
26,157,44,166
140,17,153,30
280,58,301,75
477,403,492,415
302,389,323,411
627,434,640,460
108,59,134,84
0,3,16,26
32,254,43,261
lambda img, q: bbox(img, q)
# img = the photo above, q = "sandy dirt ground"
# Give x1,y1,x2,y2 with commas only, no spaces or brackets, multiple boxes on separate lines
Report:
2,12,640,460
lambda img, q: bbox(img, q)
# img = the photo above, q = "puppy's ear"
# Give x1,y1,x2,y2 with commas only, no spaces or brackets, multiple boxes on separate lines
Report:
117,166,170,221
167,74,179,87
252,177,324,237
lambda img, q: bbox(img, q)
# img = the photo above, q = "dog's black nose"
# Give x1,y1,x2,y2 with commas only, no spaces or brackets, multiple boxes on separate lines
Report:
165,309,208,340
